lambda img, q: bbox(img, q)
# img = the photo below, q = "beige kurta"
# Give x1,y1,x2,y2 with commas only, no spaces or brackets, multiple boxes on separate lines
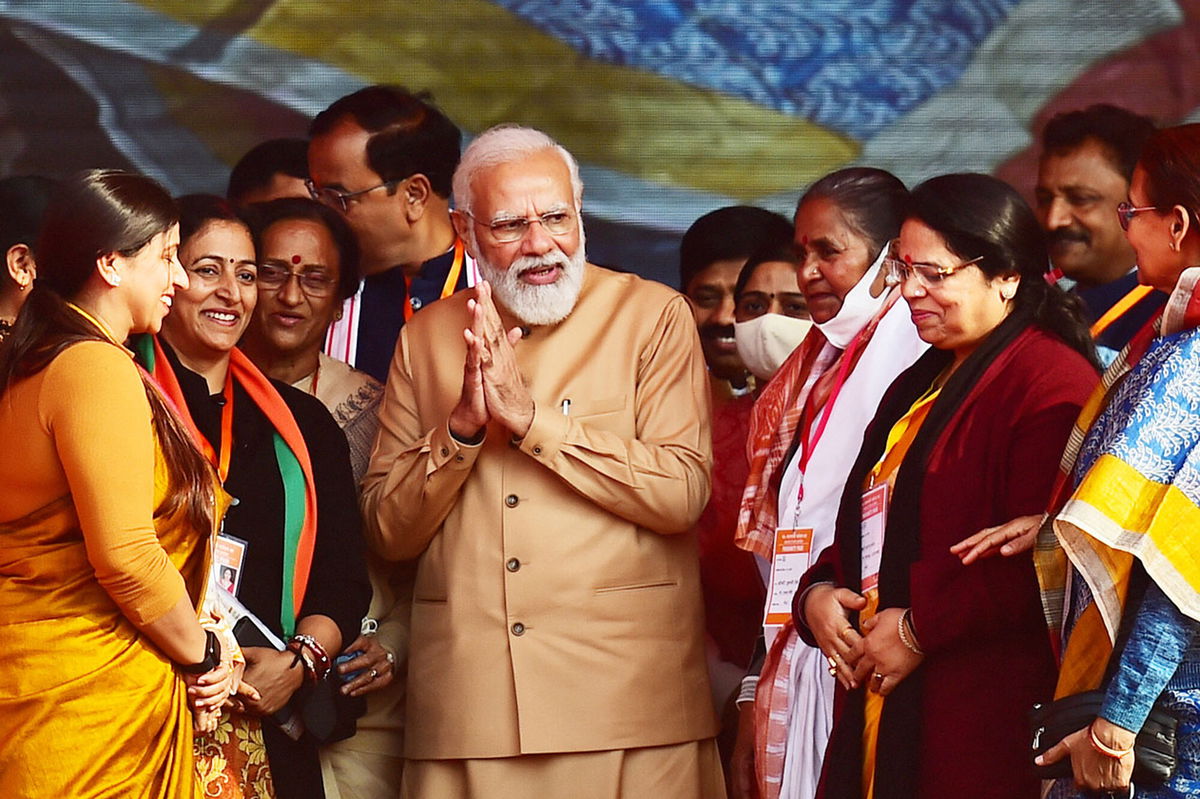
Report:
361,264,719,760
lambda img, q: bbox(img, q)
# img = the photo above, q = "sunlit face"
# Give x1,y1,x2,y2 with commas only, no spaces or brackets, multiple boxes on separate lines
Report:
455,148,585,326
685,257,744,378
1126,166,1185,293
308,119,406,274
162,220,257,360
735,259,808,323
117,224,185,335
248,218,343,361
896,218,1017,361
794,196,874,324
1035,139,1136,285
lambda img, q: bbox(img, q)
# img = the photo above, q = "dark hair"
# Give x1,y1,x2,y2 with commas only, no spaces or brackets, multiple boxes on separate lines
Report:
907,173,1097,366
679,206,793,290
1041,104,1156,183
0,170,213,532
1136,123,1200,231
310,85,461,198
0,175,57,254
226,138,309,203
245,197,361,301
734,241,799,300
799,167,909,263
175,194,249,246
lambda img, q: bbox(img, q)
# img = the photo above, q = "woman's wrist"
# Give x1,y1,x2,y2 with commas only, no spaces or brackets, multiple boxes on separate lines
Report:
1090,717,1136,758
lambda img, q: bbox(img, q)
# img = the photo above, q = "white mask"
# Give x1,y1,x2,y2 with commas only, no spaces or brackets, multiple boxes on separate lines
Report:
734,313,813,382
815,245,890,348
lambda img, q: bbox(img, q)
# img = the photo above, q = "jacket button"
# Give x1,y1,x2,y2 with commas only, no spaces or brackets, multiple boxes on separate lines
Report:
440,446,449,457
505,494,519,508
532,445,543,455
506,558,520,573
511,622,525,636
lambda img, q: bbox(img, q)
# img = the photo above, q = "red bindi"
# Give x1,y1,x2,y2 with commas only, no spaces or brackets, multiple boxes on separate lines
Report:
291,255,302,264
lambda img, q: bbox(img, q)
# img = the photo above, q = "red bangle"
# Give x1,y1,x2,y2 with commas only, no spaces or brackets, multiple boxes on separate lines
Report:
289,634,331,681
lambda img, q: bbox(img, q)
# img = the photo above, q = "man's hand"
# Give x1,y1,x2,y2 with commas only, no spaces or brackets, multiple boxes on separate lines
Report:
949,514,1041,565
729,701,760,799
448,292,490,440
474,282,534,438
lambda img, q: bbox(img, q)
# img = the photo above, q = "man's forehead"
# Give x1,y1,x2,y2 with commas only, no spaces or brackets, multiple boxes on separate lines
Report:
308,118,375,185
471,151,574,215
1038,140,1127,189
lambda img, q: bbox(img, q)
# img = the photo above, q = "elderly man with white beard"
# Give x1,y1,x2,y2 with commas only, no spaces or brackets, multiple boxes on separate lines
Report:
360,125,726,798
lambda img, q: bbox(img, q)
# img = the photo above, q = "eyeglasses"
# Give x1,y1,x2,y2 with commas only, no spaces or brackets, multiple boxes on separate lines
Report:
257,263,337,297
884,250,983,288
1116,201,1158,231
460,209,577,243
305,178,399,213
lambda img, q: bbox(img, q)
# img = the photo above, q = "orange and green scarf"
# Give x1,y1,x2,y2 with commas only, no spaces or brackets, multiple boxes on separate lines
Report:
133,334,318,638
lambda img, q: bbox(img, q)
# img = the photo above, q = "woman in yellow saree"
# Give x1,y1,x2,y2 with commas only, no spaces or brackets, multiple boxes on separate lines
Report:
0,170,235,797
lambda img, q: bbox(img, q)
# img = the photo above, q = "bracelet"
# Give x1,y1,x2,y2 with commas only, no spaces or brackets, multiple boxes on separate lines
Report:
1089,724,1135,759
898,608,924,655
288,634,331,681
286,640,318,686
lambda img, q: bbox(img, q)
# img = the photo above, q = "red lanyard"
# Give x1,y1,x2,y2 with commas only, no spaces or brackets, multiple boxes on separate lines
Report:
793,332,866,503
196,378,235,483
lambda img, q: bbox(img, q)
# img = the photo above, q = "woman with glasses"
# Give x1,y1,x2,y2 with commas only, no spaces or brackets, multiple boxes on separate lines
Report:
794,173,1098,799
241,197,406,799
139,194,370,799
1024,124,1200,799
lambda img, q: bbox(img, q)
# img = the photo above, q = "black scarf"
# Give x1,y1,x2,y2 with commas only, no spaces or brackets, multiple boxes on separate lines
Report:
820,305,1034,799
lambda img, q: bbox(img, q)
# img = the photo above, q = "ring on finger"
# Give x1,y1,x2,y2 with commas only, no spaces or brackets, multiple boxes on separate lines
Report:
827,655,837,669
385,650,395,666
368,668,378,681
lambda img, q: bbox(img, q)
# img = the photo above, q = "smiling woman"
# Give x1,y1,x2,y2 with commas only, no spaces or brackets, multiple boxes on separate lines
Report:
139,194,371,799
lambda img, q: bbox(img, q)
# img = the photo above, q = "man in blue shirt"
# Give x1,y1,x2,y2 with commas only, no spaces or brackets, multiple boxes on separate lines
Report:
1034,104,1164,365
308,86,477,382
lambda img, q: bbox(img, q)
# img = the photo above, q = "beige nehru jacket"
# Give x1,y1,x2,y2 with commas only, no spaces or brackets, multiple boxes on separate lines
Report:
361,264,718,759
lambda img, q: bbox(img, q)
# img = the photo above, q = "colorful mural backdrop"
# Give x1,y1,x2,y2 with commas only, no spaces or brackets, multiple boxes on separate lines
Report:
2,0,1199,284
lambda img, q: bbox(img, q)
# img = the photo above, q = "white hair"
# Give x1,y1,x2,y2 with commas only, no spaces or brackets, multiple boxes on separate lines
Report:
452,125,583,214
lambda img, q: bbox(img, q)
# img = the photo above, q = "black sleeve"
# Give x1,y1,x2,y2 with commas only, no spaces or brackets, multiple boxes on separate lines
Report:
281,383,372,648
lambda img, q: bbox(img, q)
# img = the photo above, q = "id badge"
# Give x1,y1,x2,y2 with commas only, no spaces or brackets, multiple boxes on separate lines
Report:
213,533,248,597
763,527,814,627
860,484,888,592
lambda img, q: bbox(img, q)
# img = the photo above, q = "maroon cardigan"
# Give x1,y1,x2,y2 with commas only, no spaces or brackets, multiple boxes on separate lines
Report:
797,324,1098,799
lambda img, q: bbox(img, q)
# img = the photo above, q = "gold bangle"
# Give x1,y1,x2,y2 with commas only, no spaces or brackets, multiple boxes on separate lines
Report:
1089,724,1134,759
898,608,924,655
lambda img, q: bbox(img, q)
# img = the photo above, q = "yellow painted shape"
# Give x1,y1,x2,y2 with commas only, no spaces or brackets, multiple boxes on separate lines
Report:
135,0,859,199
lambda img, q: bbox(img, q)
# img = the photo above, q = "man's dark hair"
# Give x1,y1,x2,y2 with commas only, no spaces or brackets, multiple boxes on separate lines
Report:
678,206,793,291
226,138,309,203
310,85,461,199
1041,104,1157,183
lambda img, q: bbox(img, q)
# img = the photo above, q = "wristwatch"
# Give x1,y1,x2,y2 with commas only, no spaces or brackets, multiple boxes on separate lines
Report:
179,629,222,675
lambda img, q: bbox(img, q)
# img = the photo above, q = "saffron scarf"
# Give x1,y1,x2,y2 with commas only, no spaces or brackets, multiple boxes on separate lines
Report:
1047,267,1200,697
133,334,318,638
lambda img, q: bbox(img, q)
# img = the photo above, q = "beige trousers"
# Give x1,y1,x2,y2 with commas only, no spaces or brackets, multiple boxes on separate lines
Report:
400,739,726,799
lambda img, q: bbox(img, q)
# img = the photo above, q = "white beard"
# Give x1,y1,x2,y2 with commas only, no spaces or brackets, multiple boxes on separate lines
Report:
474,232,586,326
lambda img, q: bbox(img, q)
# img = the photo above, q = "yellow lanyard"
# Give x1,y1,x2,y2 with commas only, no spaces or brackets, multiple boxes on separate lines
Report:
867,382,943,489
1090,283,1155,338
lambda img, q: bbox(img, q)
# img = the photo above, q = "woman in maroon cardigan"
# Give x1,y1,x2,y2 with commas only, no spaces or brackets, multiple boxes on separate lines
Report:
793,174,1100,799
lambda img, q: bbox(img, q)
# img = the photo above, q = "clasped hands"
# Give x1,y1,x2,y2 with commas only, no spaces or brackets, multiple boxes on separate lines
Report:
184,630,259,733
801,585,923,696
448,281,534,442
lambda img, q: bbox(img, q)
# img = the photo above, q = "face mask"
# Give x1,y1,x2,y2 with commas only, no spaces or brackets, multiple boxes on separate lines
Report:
815,245,889,349
735,313,814,382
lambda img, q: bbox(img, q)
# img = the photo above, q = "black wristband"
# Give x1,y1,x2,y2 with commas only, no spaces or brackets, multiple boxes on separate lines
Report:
179,629,222,675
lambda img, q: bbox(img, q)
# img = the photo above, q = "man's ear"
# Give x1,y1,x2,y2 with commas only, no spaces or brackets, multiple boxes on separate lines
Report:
451,211,477,259
403,174,433,223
